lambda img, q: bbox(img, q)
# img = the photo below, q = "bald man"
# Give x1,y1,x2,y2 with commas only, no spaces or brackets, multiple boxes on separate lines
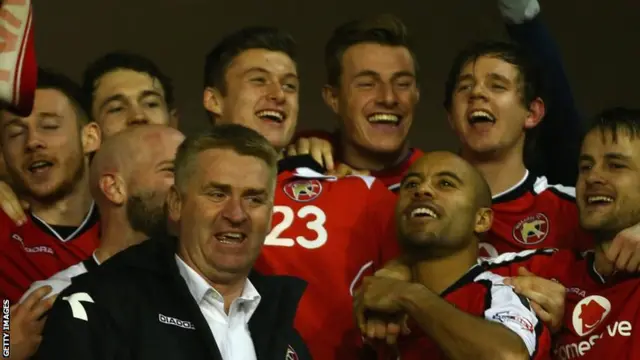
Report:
19,125,184,301
356,152,552,359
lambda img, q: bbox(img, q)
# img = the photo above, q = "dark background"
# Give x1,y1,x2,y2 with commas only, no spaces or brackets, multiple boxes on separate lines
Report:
33,0,639,152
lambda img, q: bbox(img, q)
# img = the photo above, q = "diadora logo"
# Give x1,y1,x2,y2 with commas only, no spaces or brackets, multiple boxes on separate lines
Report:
11,233,54,255
283,179,322,202
158,314,195,330
512,213,549,245
285,345,298,360
572,295,611,336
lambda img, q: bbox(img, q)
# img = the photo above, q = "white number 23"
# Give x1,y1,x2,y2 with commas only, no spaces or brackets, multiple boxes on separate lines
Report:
265,205,328,249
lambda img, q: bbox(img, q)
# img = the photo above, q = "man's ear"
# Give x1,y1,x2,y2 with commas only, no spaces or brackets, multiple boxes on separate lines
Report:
203,87,224,121
524,97,545,130
321,85,340,116
474,207,493,234
167,185,182,223
81,122,101,154
99,173,126,205
169,108,179,129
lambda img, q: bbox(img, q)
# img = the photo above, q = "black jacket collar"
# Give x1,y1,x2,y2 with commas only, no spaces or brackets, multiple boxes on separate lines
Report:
103,236,307,359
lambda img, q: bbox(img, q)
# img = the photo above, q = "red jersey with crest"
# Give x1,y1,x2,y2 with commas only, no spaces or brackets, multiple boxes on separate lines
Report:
375,265,552,360
292,129,424,190
254,155,400,360
479,171,592,258
293,131,589,255
480,248,640,359
0,203,100,303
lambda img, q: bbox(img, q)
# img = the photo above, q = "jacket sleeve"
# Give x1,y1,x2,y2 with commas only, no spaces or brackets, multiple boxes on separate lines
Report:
32,280,128,360
506,15,584,186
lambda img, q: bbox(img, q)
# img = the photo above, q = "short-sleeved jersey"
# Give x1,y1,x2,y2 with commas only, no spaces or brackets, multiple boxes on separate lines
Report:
375,265,552,360
0,203,100,303
254,155,400,360
548,251,640,360
292,131,589,256
479,171,592,258
292,129,423,190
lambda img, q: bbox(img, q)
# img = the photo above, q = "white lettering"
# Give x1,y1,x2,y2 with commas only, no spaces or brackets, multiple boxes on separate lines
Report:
555,321,633,359
62,292,94,322
265,205,328,249
1,299,9,358
158,314,195,330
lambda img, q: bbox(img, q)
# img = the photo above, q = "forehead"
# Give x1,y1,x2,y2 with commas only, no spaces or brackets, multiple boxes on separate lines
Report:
341,43,414,74
94,69,164,100
459,55,519,81
191,148,271,187
1,88,73,125
582,129,640,157
226,49,297,77
410,153,471,179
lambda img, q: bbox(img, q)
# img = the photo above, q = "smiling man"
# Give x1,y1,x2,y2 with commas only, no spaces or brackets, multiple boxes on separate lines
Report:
33,124,312,360
357,151,551,359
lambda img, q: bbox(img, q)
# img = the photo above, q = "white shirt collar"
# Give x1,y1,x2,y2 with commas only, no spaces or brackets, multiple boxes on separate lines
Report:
175,255,261,317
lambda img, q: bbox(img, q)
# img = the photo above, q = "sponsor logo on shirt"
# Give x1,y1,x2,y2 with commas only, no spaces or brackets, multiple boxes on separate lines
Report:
158,314,195,330
555,319,632,359
11,233,54,255
491,311,534,333
283,179,322,202
572,295,611,336
512,213,549,245
285,345,298,360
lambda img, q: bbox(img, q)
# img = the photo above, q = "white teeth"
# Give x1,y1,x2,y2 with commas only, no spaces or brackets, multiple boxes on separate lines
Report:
256,110,284,121
410,207,437,219
29,161,51,170
469,110,495,122
587,196,614,204
367,113,400,124
217,232,245,244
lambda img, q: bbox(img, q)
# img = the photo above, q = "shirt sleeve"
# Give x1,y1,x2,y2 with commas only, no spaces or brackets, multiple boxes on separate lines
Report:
365,178,401,268
480,272,551,358
32,282,127,360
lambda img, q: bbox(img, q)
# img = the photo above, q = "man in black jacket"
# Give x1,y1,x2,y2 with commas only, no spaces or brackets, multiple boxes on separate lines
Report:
33,124,311,360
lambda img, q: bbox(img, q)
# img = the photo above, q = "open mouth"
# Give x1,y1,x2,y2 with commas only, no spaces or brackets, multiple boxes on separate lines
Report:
28,160,53,174
256,110,286,124
468,110,496,125
410,207,438,219
585,195,614,205
215,232,247,245
367,113,402,126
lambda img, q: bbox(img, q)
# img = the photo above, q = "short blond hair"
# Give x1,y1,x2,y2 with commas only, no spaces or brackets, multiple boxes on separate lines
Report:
174,124,279,193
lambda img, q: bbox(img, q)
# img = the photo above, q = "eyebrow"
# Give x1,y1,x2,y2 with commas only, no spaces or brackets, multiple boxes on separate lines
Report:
2,118,24,130
202,181,268,196
580,153,633,162
457,72,511,84
243,67,299,80
98,90,163,112
353,70,415,80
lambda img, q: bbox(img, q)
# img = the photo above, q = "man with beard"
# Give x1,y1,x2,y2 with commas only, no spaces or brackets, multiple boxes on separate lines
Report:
356,151,551,359
0,52,178,227
19,125,184,301
0,68,101,304
203,27,399,359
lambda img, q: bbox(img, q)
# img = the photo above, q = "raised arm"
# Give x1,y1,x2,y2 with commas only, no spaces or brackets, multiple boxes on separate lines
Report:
501,0,584,185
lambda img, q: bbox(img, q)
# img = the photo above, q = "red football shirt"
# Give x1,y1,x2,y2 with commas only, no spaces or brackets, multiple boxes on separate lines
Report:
293,131,589,255
254,155,400,360
375,265,552,360
292,129,423,190
480,171,592,257
0,203,100,303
